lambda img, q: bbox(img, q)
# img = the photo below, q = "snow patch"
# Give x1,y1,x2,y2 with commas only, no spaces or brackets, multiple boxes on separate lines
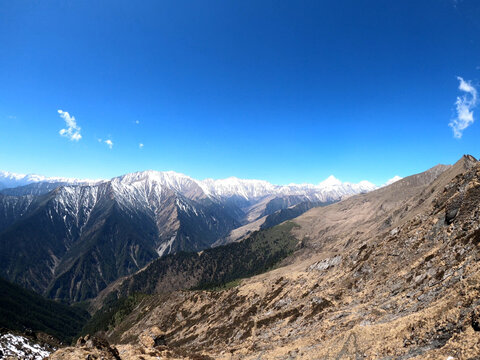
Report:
157,235,176,257
0,333,52,360
384,175,403,186
0,170,103,190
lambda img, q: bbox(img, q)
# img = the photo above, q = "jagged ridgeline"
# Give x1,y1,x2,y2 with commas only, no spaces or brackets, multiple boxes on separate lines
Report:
0,277,89,343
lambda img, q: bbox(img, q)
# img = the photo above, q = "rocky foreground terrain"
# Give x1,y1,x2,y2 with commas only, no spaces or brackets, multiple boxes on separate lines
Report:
50,155,480,359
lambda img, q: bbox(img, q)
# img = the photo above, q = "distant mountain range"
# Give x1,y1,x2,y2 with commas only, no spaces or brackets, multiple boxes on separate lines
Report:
0,170,99,190
0,169,385,302
0,169,382,199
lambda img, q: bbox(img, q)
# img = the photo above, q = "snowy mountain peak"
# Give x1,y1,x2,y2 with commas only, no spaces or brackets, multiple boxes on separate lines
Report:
1,168,387,203
318,175,342,187
115,170,195,185
356,180,377,190
200,177,275,199
110,170,207,203
384,175,403,186
0,170,102,190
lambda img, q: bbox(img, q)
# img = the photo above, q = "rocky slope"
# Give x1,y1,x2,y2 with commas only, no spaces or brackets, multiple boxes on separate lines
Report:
50,155,480,359
87,221,300,315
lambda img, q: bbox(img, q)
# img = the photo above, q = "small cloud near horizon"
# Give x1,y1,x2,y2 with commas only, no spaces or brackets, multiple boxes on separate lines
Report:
58,110,82,141
449,76,478,139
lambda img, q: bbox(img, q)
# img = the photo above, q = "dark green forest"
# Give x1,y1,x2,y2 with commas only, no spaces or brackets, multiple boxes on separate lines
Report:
0,277,90,343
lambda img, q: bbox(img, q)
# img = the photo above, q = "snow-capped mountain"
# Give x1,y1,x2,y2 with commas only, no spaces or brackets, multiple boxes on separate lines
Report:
1,169,377,201
0,176,241,301
200,177,276,199
0,170,101,190
0,169,380,302
199,174,376,201
384,175,403,186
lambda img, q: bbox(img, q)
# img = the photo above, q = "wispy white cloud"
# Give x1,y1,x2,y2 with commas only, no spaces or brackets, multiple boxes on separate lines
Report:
139,143,144,149
104,139,113,149
58,110,82,141
449,76,478,138
135,120,140,124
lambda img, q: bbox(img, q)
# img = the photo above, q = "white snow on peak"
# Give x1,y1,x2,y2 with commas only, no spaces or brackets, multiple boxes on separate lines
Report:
200,177,276,199
0,168,380,203
112,170,205,200
115,170,196,188
384,175,403,186
0,170,102,190
318,175,342,187
198,174,377,202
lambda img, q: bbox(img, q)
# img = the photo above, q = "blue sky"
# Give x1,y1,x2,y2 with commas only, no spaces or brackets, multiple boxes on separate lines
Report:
1,0,479,185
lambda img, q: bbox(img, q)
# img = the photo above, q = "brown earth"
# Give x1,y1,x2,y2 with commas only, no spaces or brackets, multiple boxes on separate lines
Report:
50,155,480,359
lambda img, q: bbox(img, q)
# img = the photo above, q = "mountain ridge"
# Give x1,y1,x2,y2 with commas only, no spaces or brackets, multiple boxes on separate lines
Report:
54,154,480,359
90,159,456,311
0,169,387,200
0,166,381,302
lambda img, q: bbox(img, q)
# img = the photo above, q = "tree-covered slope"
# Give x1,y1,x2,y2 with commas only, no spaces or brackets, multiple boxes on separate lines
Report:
83,221,300,336
0,277,90,343
110,221,301,299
